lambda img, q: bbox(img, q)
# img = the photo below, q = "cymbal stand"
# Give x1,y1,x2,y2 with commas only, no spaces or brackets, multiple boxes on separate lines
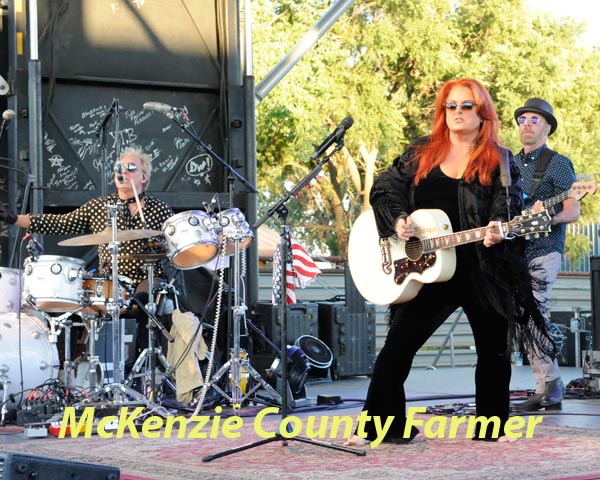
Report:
92,204,170,418
124,262,175,402
202,233,281,413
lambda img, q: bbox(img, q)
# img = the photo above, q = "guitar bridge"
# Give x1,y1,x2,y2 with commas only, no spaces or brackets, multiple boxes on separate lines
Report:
394,252,437,285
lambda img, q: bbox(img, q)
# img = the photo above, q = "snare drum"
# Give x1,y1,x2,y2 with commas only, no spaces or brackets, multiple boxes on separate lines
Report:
82,276,132,313
0,267,22,314
216,208,254,255
162,210,219,269
22,255,86,312
0,312,60,413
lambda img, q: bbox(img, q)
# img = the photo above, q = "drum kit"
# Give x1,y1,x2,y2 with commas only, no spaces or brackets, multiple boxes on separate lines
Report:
0,202,261,423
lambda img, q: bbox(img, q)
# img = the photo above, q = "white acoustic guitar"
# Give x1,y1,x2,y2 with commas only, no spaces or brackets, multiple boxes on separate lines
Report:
348,208,551,306
524,179,597,214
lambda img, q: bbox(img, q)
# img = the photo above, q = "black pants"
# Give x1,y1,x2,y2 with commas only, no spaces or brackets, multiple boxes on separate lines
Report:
360,266,511,441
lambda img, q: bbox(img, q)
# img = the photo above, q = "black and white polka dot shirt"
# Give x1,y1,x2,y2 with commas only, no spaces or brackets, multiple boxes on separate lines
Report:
28,193,174,286
514,144,576,262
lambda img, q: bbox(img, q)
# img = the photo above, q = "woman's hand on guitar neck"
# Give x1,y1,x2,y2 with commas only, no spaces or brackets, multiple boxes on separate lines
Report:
483,220,504,247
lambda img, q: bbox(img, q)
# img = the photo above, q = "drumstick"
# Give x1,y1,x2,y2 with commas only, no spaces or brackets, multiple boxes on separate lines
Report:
130,179,147,228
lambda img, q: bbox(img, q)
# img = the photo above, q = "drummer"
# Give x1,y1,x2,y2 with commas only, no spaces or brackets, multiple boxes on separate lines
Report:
0,145,174,358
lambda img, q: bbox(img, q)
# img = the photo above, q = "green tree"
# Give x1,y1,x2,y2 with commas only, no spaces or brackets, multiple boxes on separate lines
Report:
253,0,600,258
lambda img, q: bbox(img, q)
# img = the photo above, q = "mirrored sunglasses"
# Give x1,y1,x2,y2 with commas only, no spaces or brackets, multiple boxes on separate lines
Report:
517,115,542,125
116,163,138,172
443,101,477,111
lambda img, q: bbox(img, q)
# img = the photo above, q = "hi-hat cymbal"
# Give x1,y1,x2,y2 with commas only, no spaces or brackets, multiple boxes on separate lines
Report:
58,228,163,246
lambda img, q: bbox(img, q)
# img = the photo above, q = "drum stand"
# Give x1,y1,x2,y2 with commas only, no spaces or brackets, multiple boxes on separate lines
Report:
202,236,281,413
92,204,170,418
124,262,175,402
78,313,103,391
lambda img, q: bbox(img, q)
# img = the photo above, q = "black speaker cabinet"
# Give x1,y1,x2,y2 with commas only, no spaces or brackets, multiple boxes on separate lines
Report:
318,301,377,379
0,451,120,480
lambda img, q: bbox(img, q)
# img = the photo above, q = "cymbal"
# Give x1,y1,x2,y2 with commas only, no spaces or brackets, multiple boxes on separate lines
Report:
58,228,163,246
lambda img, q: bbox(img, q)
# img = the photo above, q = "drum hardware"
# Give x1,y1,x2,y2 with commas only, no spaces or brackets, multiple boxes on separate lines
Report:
57,228,162,247
196,230,281,414
74,313,104,391
202,142,364,462
151,110,278,420
124,262,175,402
82,204,170,418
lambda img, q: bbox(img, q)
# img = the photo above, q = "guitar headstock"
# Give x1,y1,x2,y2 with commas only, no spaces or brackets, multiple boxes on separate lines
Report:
570,179,597,200
507,210,552,239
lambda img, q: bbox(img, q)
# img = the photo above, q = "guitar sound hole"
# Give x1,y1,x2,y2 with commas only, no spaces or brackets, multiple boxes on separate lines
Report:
405,237,423,261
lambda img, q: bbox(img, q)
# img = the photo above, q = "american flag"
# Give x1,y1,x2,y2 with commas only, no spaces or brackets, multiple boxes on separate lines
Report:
272,233,321,305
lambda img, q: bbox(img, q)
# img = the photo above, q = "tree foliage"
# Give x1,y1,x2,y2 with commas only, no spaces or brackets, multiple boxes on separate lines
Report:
252,0,600,257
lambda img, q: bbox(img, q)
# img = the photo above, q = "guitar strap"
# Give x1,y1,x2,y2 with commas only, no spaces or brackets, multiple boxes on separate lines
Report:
528,147,556,198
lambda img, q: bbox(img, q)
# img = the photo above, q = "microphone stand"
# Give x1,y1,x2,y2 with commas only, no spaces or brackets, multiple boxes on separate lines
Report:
95,98,119,196
202,140,365,461
168,110,257,195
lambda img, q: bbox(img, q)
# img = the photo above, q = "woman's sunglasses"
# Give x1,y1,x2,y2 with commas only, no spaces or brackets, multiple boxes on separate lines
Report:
443,101,477,111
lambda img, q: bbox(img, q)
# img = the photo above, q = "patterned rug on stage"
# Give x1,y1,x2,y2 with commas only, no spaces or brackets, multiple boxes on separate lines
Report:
2,413,600,480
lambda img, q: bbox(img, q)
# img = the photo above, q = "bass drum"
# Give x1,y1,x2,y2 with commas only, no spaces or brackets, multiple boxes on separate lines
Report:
0,267,22,314
0,312,60,412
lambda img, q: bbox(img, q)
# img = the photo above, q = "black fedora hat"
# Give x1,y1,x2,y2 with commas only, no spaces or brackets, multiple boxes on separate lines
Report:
514,98,557,135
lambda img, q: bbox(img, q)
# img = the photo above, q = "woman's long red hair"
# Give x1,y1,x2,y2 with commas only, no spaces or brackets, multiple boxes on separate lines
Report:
414,79,503,186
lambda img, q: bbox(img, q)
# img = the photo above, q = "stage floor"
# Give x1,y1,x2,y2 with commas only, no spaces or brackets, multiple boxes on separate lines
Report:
2,365,600,480
2,365,599,440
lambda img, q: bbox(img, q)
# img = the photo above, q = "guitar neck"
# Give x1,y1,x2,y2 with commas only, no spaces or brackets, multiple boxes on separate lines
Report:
542,191,570,210
422,224,500,253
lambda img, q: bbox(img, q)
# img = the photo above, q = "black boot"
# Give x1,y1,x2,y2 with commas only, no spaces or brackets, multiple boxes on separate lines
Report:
512,393,543,412
540,378,564,407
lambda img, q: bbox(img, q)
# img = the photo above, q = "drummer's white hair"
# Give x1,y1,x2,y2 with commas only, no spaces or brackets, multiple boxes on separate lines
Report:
119,145,152,189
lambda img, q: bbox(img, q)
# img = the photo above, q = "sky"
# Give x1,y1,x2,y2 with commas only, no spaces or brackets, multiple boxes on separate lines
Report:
528,0,600,46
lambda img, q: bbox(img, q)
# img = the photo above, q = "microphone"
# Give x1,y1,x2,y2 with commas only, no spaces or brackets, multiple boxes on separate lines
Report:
114,162,124,183
310,116,354,160
143,102,178,119
2,109,16,120
0,109,16,143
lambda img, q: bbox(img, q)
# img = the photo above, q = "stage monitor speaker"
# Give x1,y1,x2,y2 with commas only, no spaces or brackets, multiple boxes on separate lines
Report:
590,256,600,350
0,451,120,479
